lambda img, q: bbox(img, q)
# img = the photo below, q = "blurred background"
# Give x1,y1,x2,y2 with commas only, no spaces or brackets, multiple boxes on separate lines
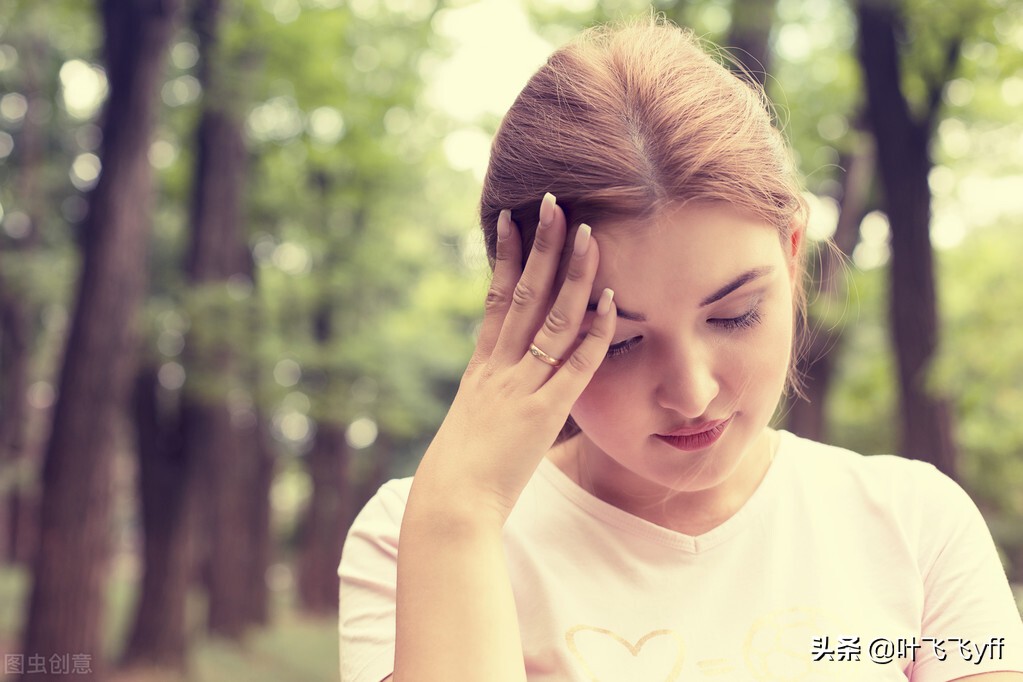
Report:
0,0,1021,680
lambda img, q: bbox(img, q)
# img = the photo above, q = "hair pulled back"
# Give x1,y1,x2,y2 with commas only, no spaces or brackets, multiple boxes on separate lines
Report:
478,17,809,440
480,16,807,261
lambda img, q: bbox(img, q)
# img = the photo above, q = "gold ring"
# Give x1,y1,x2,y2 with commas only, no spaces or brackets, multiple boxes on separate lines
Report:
529,343,563,368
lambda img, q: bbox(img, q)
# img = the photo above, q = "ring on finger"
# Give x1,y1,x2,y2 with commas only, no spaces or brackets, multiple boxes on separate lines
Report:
529,343,563,368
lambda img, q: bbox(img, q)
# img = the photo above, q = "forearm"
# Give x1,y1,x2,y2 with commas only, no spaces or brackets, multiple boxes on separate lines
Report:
393,484,527,682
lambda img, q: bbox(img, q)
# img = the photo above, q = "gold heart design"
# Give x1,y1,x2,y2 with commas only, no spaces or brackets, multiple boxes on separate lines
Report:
565,625,686,681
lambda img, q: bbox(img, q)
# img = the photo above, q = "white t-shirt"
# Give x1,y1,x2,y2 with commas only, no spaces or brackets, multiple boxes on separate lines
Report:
337,430,1023,681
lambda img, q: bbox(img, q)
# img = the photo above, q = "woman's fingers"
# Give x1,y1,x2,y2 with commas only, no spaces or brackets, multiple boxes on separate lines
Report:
491,193,568,365
471,210,522,369
541,288,616,402
521,223,598,380
479,194,607,403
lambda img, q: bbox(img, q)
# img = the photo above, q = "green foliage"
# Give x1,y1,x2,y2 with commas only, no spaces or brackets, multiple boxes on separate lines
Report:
770,0,861,195
823,260,899,456
0,0,102,366
117,0,485,467
931,223,1023,518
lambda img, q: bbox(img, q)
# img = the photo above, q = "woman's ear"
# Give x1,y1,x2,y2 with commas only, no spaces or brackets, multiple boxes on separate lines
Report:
786,222,805,282
785,222,802,290
790,222,805,258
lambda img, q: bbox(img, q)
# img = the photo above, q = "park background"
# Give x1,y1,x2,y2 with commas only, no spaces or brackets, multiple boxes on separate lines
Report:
1,0,1022,680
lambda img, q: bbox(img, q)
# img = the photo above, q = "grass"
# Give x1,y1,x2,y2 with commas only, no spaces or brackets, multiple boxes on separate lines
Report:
0,563,340,682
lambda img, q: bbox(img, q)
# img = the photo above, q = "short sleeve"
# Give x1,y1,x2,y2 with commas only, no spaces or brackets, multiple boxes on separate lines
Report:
338,479,411,682
909,464,1023,681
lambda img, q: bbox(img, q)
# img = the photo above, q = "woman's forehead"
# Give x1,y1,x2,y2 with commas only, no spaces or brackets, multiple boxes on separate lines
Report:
589,206,786,298
593,203,781,260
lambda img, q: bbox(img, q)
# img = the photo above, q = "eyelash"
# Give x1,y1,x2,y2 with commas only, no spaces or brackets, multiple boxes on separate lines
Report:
606,337,641,359
713,306,763,331
603,306,763,359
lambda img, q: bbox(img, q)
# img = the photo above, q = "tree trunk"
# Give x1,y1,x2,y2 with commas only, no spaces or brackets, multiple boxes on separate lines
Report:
245,413,276,626
295,279,358,613
856,0,958,475
18,0,182,679
190,384,253,638
182,0,256,639
233,249,275,628
120,366,194,670
356,433,394,514
785,137,873,440
0,297,31,564
296,419,351,615
122,0,255,662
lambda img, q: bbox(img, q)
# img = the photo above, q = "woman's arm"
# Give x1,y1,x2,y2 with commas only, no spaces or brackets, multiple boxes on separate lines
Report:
393,494,525,681
389,198,615,682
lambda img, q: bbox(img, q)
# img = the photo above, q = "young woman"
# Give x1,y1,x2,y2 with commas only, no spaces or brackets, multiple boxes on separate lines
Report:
338,17,1023,682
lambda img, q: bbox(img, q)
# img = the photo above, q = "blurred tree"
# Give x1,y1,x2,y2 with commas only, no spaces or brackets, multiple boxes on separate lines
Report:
122,359,191,670
18,0,182,680
785,134,874,441
84,0,486,630
855,0,970,476
121,363,191,668
245,409,276,625
179,0,262,639
296,266,352,614
122,0,263,659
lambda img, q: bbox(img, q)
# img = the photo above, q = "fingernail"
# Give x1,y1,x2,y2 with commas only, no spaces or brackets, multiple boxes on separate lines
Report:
539,192,556,227
597,288,614,316
498,209,511,239
573,223,591,258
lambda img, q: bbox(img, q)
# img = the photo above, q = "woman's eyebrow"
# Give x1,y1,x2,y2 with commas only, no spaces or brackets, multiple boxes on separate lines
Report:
583,266,773,321
699,266,774,307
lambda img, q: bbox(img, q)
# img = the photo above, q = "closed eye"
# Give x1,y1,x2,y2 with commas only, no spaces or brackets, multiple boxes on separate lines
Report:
606,336,641,359
710,307,762,331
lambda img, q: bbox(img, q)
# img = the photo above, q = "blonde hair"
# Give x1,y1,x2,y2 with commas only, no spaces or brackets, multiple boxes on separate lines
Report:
479,17,808,439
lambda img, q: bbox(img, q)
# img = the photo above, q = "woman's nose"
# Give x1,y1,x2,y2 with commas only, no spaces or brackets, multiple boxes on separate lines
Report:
654,341,720,419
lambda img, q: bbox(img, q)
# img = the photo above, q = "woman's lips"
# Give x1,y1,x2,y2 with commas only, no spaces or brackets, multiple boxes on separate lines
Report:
655,415,733,451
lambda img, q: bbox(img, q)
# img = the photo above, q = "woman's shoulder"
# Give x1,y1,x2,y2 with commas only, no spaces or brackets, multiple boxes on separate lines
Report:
774,431,998,577
776,430,973,515
781,430,948,480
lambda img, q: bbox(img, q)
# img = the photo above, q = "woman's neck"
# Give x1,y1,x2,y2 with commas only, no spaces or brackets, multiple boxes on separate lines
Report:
546,429,779,537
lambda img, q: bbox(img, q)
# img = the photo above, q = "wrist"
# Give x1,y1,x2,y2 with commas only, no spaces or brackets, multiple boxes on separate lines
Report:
403,475,510,540
407,439,525,530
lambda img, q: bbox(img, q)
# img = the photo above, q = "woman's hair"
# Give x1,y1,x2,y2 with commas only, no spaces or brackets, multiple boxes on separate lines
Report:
479,16,809,440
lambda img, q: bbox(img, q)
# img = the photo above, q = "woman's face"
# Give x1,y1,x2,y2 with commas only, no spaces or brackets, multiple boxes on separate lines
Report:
569,201,799,506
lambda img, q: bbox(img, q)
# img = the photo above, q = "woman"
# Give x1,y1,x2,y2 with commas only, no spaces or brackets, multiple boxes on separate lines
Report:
338,17,1023,682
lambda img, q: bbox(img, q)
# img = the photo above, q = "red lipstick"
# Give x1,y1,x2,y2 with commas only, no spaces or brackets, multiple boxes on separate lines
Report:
655,415,733,451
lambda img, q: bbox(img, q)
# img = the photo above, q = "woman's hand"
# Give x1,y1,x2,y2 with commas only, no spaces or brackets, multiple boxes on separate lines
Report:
393,193,614,681
409,193,616,528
